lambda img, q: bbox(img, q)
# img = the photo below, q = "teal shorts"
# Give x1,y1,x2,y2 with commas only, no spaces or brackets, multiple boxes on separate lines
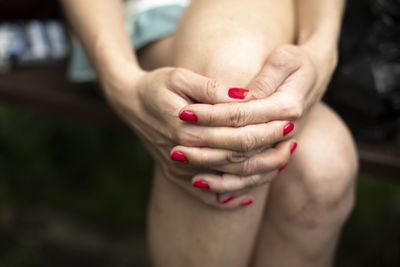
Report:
68,0,189,82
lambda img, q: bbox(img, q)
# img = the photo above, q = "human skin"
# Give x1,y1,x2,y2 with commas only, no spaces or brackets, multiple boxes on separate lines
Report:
60,0,358,266
61,0,296,207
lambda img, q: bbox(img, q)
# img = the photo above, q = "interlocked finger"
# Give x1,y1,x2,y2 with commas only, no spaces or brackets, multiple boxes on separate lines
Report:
176,120,295,152
171,139,295,176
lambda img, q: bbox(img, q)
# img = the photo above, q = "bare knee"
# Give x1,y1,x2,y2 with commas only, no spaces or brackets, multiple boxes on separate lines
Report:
280,104,358,228
172,35,269,87
297,153,357,228
167,36,273,209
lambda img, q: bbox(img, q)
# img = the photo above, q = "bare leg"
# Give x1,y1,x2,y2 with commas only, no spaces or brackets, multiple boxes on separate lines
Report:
251,103,358,267
138,1,357,267
143,0,295,266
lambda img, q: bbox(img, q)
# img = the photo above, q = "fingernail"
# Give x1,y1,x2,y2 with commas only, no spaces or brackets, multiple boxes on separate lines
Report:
193,180,210,190
290,142,297,155
283,122,294,136
221,196,233,204
278,162,289,173
179,110,197,122
171,151,188,162
241,199,253,206
228,88,249,99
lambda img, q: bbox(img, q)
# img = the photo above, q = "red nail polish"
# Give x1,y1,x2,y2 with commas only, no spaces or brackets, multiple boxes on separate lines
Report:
171,151,188,162
193,180,210,190
241,199,253,206
283,122,294,136
179,110,197,122
278,162,289,173
222,196,233,204
228,88,249,99
290,142,297,155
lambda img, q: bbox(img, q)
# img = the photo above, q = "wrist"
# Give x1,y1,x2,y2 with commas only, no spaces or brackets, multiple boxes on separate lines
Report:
100,59,145,88
300,39,338,75
98,58,146,112
92,32,144,86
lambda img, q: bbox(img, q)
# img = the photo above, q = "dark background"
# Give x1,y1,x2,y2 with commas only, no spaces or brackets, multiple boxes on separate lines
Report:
0,0,399,266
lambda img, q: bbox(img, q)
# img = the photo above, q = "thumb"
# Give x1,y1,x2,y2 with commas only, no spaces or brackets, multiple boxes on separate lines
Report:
247,48,300,99
169,68,253,104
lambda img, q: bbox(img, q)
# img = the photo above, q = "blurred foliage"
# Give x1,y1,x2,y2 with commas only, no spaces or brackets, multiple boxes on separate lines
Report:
0,105,399,266
0,105,153,230
337,174,400,267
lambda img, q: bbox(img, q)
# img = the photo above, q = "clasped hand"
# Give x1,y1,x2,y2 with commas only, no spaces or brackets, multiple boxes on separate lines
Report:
104,44,335,208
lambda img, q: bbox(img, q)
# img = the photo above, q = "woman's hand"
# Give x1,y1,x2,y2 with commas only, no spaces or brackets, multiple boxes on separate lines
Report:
178,44,337,127
103,66,248,175
174,44,337,194
101,65,295,207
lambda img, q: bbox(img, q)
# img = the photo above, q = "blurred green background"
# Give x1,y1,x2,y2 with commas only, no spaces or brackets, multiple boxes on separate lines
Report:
0,105,399,267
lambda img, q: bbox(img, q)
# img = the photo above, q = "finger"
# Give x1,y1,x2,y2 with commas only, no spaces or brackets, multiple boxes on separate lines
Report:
176,120,295,152
192,161,289,194
171,139,296,176
218,193,254,208
179,91,301,127
168,68,253,105
217,185,258,206
247,47,301,98
190,143,296,194
191,172,271,194
170,146,249,165
169,174,253,209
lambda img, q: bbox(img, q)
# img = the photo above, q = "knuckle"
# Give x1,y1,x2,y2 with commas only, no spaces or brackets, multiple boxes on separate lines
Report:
174,131,186,144
169,68,187,85
228,106,247,127
216,182,231,194
289,103,303,120
244,175,259,188
253,75,274,92
204,110,215,126
227,151,247,163
239,133,257,152
282,98,303,120
270,46,297,69
197,151,211,166
217,175,236,194
174,129,194,146
205,79,219,99
239,159,255,176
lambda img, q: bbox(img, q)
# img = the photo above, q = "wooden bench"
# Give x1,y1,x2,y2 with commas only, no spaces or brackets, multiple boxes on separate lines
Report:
1,63,399,180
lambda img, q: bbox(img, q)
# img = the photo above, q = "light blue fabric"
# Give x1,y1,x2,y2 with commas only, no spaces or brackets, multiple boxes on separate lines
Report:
68,5,185,82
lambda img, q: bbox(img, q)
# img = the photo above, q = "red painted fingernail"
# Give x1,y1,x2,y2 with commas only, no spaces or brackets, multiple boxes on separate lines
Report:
179,110,197,122
193,180,210,190
290,142,297,155
278,162,289,173
241,199,253,206
222,196,233,204
228,88,249,99
283,122,294,136
171,151,188,162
